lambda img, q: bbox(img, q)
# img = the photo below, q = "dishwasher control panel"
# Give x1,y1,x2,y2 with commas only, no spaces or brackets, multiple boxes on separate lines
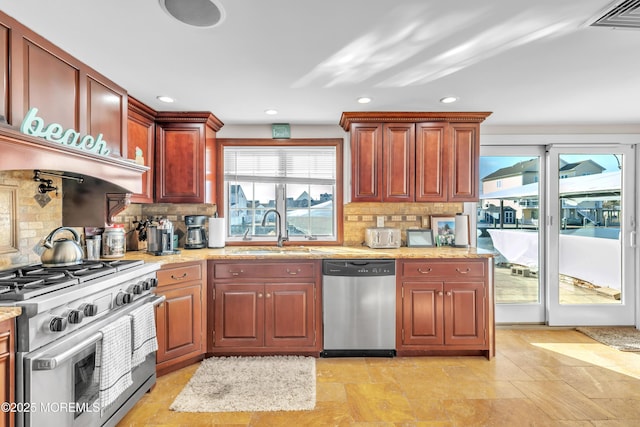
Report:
322,260,395,276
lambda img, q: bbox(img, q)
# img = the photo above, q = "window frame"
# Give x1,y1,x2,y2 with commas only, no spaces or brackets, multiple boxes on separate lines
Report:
217,138,344,246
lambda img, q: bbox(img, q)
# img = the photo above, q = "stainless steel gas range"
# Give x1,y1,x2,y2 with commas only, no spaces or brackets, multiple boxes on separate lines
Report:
0,259,162,427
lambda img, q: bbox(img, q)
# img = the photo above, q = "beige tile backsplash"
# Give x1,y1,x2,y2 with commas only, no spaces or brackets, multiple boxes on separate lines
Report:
0,170,464,267
343,202,463,246
0,170,63,268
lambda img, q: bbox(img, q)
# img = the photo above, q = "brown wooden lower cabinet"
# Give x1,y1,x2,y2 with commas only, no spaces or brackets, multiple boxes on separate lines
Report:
209,260,321,356
0,318,14,427
154,261,206,376
397,258,494,359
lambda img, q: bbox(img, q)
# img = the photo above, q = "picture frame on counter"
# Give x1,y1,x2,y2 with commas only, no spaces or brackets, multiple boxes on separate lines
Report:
430,215,459,247
406,229,435,247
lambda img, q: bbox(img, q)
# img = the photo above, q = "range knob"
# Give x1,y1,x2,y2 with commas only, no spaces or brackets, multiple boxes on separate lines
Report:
49,316,68,332
66,309,84,324
142,278,156,290
79,303,98,317
115,292,133,306
128,283,143,295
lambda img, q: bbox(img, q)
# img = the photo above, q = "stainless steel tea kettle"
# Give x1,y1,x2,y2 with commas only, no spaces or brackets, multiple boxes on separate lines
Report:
40,227,84,267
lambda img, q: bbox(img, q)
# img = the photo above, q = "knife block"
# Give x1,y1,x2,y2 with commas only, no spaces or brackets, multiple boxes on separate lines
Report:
127,230,147,252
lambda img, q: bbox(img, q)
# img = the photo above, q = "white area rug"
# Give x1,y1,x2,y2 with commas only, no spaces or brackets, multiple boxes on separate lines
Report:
170,355,316,412
576,327,640,351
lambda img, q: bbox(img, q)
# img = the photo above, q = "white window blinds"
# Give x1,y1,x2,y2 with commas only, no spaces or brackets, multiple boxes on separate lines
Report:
224,146,336,185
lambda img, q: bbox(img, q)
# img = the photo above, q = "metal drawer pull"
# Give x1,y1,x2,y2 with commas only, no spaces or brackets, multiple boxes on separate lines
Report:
229,269,244,276
286,268,301,275
455,268,471,274
171,273,188,280
418,267,432,274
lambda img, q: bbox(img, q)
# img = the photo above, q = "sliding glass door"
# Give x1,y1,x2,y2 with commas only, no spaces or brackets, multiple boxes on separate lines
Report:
481,144,636,325
479,146,545,323
547,145,636,326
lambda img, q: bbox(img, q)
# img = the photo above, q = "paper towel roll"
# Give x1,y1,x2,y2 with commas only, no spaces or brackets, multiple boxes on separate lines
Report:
454,214,469,247
208,217,226,248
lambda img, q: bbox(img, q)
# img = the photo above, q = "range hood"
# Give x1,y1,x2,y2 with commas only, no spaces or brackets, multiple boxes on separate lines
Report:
0,124,148,226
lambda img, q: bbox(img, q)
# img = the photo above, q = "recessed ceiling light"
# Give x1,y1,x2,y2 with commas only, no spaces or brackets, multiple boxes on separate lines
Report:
157,95,175,103
440,96,458,104
264,109,278,115
357,97,372,104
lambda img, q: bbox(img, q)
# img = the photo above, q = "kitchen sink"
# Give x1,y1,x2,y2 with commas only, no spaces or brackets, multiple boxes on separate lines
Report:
229,247,326,255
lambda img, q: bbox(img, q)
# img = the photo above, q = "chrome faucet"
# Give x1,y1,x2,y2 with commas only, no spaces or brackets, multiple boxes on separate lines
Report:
260,209,288,247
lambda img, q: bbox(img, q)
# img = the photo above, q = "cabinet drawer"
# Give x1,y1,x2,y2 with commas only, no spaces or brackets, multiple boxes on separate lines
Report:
401,260,485,278
157,262,202,286
214,262,315,279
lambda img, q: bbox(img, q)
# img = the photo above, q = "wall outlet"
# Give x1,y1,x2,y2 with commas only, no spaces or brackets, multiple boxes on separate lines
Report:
376,216,385,228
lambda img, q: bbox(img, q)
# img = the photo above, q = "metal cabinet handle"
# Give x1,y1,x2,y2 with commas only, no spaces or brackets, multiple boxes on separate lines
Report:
438,291,443,296
418,267,432,274
171,273,188,280
446,291,452,296
229,269,244,276
266,293,271,298
258,293,263,298
455,268,471,274
286,268,301,275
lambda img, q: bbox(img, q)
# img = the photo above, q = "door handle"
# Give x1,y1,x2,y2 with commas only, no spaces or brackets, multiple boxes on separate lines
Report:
631,231,637,248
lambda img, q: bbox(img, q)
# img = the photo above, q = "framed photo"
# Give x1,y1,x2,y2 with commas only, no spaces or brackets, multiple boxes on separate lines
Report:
406,229,434,247
430,215,457,247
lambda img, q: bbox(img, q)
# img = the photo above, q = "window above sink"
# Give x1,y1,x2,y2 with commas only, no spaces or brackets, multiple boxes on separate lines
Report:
220,139,344,245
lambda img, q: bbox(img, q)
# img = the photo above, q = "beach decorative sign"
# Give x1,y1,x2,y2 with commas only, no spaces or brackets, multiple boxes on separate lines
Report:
20,107,111,156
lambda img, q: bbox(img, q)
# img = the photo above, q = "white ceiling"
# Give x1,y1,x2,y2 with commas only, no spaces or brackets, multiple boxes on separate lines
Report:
1,0,639,128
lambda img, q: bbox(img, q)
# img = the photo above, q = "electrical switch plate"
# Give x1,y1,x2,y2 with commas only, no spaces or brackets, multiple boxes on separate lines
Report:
377,216,385,227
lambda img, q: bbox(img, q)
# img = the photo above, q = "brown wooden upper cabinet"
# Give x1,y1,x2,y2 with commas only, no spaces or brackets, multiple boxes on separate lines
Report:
127,97,156,203
0,11,127,157
340,112,491,202
155,112,223,204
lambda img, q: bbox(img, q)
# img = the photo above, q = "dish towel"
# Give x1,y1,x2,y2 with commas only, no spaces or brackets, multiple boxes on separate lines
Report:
130,302,158,367
96,315,133,415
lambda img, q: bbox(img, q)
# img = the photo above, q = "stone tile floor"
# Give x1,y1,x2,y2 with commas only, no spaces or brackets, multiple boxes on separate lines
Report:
118,329,640,426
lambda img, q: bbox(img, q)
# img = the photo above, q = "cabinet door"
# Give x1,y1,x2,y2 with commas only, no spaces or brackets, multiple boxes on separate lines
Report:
155,122,205,203
214,283,264,348
448,123,479,201
0,24,8,122
22,40,79,132
86,76,126,157
383,123,414,201
156,283,203,363
264,283,315,348
443,282,485,346
401,282,443,346
127,101,155,203
351,123,383,201
0,319,13,427
415,122,447,202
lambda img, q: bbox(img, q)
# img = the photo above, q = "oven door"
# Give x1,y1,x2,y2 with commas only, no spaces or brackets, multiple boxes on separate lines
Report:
19,294,163,427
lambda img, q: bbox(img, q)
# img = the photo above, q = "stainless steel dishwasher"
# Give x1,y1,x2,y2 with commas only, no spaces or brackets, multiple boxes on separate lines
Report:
321,259,396,357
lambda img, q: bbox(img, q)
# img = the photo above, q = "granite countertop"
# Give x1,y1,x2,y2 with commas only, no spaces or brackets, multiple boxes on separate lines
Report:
0,307,22,322
120,245,495,265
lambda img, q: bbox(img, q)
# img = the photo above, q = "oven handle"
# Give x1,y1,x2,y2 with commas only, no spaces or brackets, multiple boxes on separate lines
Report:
32,294,166,371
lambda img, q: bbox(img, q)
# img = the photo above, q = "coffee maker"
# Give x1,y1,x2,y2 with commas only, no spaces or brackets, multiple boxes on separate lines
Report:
184,215,207,249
